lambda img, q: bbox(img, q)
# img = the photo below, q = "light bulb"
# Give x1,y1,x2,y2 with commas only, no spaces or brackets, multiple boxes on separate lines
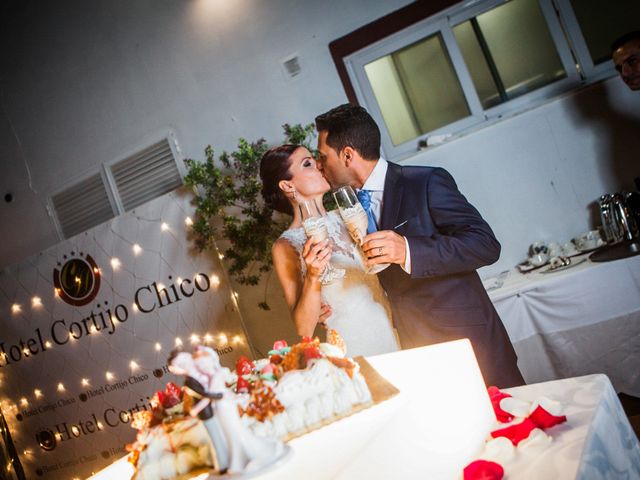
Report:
133,244,142,255
81,378,89,387
190,334,200,344
45,341,52,349
57,383,65,392
34,389,42,398
32,297,42,308
11,304,21,314
161,222,169,231
154,343,162,352
130,361,139,371
210,275,220,288
204,333,213,343
175,337,183,347
20,398,28,407
218,333,228,344
185,216,193,226
105,372,114,381
111,258,121,270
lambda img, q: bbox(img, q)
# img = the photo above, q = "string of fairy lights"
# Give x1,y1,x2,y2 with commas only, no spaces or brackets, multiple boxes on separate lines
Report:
0,192,252,477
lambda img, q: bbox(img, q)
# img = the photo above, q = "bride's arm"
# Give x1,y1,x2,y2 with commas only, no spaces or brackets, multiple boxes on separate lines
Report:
272,237,330,337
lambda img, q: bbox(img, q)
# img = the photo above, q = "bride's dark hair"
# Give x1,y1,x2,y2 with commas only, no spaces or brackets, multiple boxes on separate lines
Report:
259,144,300,215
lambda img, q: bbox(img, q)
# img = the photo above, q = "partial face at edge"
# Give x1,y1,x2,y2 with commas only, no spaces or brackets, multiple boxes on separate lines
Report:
613,39,640,91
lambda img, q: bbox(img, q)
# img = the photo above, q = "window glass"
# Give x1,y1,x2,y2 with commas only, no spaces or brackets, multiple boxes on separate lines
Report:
453,21,502,109
571,0,640,65
364,33,470,145
454,0,566,107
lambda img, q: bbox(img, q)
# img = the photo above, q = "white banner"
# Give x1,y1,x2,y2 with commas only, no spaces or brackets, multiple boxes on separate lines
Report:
0,190,252,479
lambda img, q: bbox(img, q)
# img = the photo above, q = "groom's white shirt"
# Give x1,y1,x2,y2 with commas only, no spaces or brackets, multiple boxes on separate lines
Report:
360,158,411,273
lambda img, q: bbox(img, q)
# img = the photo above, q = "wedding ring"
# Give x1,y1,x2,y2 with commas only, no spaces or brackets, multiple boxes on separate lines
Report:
378,247,383,256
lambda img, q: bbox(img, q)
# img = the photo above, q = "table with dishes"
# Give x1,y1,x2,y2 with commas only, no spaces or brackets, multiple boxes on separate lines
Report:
485,252,640,396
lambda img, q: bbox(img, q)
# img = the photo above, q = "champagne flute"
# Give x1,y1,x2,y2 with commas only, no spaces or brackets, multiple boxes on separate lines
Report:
299,200,345,285
332,186,389,274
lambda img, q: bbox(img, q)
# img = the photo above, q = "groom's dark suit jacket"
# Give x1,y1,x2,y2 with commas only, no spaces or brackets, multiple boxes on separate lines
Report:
378,162,523,388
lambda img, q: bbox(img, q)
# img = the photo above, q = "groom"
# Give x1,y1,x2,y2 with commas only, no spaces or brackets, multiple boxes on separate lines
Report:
315,104,524,388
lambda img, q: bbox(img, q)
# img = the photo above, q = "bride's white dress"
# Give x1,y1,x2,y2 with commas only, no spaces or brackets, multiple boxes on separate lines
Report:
279,211,399,357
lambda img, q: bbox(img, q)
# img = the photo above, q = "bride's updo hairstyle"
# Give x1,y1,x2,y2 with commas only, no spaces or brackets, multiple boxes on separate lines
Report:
259,144,300,216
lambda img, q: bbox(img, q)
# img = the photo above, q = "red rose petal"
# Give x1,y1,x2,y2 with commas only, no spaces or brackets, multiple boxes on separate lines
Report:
491,418,537,446
529,405,567,429
487,386,514,423
463,460,504,480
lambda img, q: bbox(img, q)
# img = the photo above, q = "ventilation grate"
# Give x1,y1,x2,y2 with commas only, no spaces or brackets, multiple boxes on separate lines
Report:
51,173,115,239
110,138,182,212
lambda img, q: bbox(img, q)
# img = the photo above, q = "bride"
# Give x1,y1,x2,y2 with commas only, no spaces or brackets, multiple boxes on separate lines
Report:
259,144,399,356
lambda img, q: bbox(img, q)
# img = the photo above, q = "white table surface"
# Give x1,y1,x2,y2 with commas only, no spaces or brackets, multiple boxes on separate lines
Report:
485,254,640,396
89,343,640,480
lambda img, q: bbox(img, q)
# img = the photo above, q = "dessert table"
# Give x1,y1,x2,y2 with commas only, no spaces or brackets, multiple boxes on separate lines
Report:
88,342,640,480
485,253,640,396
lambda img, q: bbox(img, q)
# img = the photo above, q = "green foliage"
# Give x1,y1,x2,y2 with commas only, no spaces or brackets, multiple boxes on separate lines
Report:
184,123,317,308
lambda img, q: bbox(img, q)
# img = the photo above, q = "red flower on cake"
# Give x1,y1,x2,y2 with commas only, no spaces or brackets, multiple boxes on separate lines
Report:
157,382,182,408
270,353,283,365
487,386,514,423
528,405,567,429
303,346,322,364
236,356,255,376
272,340,288,351
301,336,314,343
463,460,504,480
236,376,250,394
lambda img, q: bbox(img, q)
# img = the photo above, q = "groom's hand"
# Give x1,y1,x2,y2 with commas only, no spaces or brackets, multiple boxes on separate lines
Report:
362,230,406,266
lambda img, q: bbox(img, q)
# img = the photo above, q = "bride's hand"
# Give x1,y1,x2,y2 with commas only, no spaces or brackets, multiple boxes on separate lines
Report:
318,303,333,328
302,238,331,280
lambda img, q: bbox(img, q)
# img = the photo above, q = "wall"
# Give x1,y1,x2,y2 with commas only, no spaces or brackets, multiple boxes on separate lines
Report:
405,79,640,278
1,0,639,355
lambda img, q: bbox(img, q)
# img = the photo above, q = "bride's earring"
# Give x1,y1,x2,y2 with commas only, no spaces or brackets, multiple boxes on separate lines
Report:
290,189,297,200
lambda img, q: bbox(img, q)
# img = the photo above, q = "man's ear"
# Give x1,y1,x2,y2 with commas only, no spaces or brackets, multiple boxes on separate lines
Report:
342,146,356,166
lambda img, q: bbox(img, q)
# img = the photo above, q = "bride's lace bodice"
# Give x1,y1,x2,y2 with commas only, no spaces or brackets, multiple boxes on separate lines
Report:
279,211,398,356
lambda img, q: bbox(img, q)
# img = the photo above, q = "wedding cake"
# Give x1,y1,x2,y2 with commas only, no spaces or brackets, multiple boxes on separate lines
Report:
127,336,374,479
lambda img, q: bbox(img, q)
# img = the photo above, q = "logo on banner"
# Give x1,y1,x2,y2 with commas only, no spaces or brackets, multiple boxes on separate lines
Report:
53,253,101,306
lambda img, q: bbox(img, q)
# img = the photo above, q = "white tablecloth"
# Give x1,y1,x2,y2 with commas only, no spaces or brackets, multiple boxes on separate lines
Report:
486,254,640,396
501,374,640,479
89,345,640,480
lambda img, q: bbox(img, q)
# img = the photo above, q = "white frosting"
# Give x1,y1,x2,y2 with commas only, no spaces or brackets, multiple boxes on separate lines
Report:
134,418,213,480
243,358,372,440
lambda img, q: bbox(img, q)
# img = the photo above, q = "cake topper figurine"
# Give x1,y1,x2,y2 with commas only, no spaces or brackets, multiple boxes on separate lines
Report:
168,346,285,473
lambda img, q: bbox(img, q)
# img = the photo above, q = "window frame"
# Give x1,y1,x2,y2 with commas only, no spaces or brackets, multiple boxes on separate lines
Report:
340,0,617,161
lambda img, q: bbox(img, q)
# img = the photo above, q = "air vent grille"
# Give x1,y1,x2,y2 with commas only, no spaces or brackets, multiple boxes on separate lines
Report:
110,139,182,212
51,173,115,239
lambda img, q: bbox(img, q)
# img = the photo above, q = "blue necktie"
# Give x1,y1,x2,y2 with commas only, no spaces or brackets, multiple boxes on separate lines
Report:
356,189,377,234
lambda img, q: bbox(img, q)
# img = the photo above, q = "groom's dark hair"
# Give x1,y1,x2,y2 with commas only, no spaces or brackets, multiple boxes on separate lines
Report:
315,104,380,161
